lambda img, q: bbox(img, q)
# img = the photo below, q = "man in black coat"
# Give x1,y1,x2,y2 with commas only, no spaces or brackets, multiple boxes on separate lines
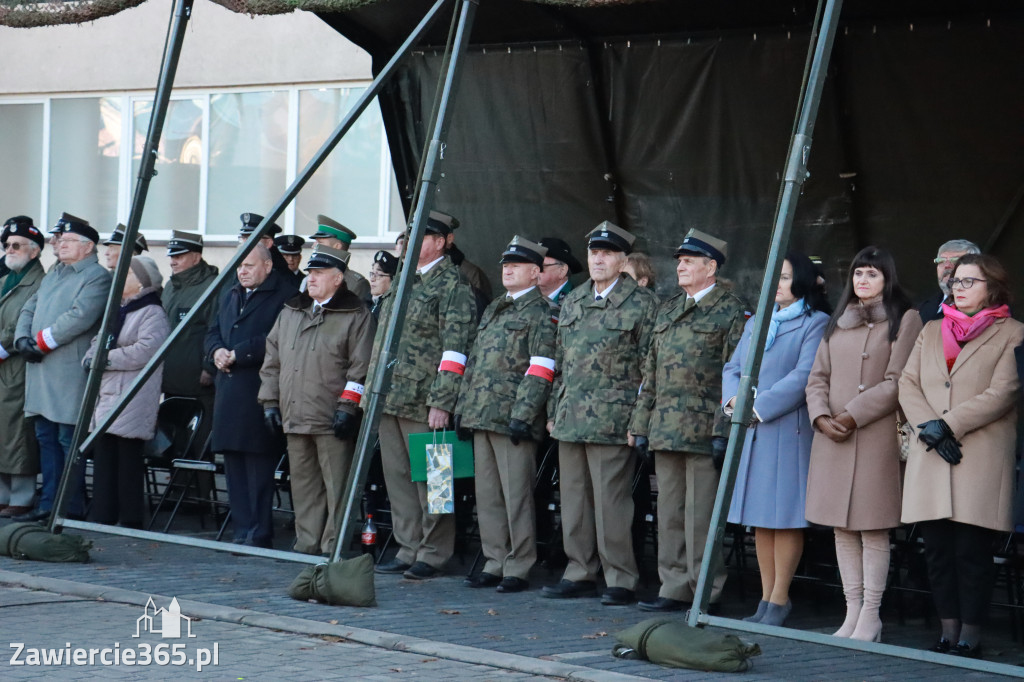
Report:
916,238,980,324
205,244,297,548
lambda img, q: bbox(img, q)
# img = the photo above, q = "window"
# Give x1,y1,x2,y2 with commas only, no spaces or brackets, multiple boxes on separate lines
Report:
49,97,121,231
0,103,43,221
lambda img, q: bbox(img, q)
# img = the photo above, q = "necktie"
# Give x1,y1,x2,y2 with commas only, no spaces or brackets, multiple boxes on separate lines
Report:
595,295,603,301
684,297,696,312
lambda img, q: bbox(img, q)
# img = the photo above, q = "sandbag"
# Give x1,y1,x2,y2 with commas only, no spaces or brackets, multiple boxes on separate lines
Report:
613,618,761,672
0,522,91,563
287,555,376,607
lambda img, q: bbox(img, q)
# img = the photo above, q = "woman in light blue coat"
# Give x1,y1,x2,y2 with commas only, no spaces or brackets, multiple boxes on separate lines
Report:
722,252,830,626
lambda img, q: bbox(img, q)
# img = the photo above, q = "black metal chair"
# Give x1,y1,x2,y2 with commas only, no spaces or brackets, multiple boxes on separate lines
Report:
143,396,205,510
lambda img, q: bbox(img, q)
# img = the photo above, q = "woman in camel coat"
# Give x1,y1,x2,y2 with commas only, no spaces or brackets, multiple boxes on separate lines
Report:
804,246,922,643
899,254,1024,658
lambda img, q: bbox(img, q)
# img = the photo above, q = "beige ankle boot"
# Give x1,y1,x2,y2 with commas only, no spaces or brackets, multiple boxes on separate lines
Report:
851,530,890,642
832,528,863,638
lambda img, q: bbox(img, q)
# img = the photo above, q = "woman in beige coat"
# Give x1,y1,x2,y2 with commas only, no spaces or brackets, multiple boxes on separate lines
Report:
805,246,922,642
899,254,1023,659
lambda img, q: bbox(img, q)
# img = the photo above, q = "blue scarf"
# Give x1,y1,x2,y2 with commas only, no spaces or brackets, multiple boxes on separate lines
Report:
765,299,807,350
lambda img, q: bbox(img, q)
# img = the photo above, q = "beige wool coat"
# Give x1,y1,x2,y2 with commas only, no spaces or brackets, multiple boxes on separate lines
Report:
899,317,1024,532
804,303,922,530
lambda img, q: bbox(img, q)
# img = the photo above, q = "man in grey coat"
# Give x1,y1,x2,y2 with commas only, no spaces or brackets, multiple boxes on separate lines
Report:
14,213,112,521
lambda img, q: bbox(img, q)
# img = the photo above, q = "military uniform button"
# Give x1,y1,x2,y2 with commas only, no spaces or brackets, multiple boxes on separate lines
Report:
942,409,949,414
867,323,874,329
861,352,868,359
857,384,865,391
945,381,950,388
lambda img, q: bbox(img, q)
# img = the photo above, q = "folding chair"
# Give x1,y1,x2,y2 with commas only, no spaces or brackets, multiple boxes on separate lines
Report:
144,397,204,510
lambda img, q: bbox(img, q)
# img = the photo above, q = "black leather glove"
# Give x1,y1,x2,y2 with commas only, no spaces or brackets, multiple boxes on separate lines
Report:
332,410,358,440
14,337,44,363
508,418,532,446
935,436,963,466
632,435,652,466
917,419,954,450
710,436,729,471
454,414,472,442
83,356,92,371
263,407,283,436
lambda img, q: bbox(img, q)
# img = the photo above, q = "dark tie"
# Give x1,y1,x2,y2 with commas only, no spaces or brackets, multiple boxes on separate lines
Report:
684,297,696,312
595,295,603,301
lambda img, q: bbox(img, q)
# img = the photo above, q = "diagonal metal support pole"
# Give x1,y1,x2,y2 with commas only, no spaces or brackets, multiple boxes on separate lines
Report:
50,0,195,532
687,0,844,627
55,0,453,543
332,0,480,563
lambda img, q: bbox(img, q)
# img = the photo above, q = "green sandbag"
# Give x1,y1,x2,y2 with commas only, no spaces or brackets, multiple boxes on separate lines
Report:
287,565,317,601
613,618,761,672
0,522,91,563
311,554,376,607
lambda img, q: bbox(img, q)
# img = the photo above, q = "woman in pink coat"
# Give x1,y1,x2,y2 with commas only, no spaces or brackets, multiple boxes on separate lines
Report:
86,257,169,528
899,254,1024,659
805,246,921,642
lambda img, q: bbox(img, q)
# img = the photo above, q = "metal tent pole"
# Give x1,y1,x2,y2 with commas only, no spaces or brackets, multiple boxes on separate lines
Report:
56,0,453,545
49,0,196,533
332,0,480,563
687,0,844,626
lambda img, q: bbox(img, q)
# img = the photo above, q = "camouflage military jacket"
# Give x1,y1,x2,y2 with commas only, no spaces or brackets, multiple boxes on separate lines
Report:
455,287,557,440
629,284,746,455
549,276,659,444
368,256,477,423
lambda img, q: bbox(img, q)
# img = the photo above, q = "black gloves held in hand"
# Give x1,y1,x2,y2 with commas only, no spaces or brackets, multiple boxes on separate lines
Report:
508,418,532,446
263,407,283,436
15,337,44,363
917,419,962,465
934,437,963,465
710,436,729,471
454,414,473,442
632,435,651,465
332,410,358,440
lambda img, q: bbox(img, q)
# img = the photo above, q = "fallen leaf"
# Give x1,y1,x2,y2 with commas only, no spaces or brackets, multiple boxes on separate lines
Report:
320,636,343,643
582,631,608,640
390,668,402,673
328,619,339,625
526,636,538,640
439,609,460,615
421,658,438,663
486,609,498,616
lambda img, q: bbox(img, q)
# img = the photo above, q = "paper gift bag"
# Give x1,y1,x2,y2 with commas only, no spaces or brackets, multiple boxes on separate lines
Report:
407,430,474,482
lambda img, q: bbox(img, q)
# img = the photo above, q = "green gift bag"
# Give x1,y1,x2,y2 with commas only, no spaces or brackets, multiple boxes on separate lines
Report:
408,430,474,482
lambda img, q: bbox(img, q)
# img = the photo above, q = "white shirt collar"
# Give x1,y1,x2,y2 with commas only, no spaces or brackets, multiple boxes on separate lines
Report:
688,282,716,303
594,278,619,300
506,285,535,301
546,280,569,300
417,255,445,275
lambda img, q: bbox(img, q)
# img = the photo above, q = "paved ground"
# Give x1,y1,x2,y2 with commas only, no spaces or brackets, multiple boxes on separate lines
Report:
1,522,1022,680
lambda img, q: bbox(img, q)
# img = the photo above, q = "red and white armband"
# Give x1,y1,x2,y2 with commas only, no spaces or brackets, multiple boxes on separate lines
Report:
36,327,59,353
340,381,365,403
0,341,8,363
525,356,555,382
438,351,467,376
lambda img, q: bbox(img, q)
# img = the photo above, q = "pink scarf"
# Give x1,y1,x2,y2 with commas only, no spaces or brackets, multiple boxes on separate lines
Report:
940,303,1010,370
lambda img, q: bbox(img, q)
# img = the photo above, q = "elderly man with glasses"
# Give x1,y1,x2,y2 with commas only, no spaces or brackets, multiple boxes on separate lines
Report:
14,213,112,522
917,239,981,324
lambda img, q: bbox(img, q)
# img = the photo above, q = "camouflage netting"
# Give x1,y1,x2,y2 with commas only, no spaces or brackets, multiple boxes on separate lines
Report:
0,0,649,28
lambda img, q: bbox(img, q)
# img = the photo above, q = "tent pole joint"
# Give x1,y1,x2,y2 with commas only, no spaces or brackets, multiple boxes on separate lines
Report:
784,133,812,184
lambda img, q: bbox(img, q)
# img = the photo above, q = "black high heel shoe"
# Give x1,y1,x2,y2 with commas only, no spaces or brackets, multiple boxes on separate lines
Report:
927,638,952,654
950,641,983,659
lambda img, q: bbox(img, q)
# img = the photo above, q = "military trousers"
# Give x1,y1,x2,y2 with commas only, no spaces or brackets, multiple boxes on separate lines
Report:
378,414,455,569
655,450,726,602
286,433,354,556
557,441,639,590
474,429,537,580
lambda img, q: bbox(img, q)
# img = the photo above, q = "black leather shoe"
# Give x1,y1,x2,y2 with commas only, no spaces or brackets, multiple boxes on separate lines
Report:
950,641,983,659
601,587,636,606
496,577,529,593
928,637,953,654
464,572,501,588
12,508,50,523
403,561,440,580
637,596,688,612
541,579,598,599
374,558,412,574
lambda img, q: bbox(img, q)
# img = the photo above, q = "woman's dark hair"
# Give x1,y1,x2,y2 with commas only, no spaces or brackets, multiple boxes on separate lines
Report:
786,251,832,316
954,254,1013,309
824,246,912,342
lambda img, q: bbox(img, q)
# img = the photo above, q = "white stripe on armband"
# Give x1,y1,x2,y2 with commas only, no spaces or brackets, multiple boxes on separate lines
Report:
438,350,467,375
525,356,555,382
0,341,8,361
36,327,59,353
340,381,365,402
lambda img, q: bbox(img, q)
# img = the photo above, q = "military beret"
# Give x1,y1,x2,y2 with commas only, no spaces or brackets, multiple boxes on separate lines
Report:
373,249,398,277
103,223,149,254
306,244,351,271
2,216,44,249
239,212,282,237
424,210,458,237
675,228,728,265
55,213,99,244
274,234,306,255
500,235,547,267
586,221,635,254
167,230,204,256
539,236,582,274
310,215,356,245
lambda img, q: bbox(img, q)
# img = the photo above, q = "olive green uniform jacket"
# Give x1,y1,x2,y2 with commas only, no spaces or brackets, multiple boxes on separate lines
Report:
0,258,44,474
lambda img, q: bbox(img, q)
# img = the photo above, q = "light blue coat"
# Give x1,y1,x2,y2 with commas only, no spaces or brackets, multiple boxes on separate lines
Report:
723,309,828,529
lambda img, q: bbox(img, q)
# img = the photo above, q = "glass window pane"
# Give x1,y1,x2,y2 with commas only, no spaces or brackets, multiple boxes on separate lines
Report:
206,91,288,236
0,103,43,221
296,88,384,238
132,98,203,232
49,98,121,230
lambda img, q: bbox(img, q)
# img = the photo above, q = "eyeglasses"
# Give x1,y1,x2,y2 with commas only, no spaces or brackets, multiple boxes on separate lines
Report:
933,256,961,265
368,270,392,280
4,242,31,251
542,261,567,269
949,277,986,289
